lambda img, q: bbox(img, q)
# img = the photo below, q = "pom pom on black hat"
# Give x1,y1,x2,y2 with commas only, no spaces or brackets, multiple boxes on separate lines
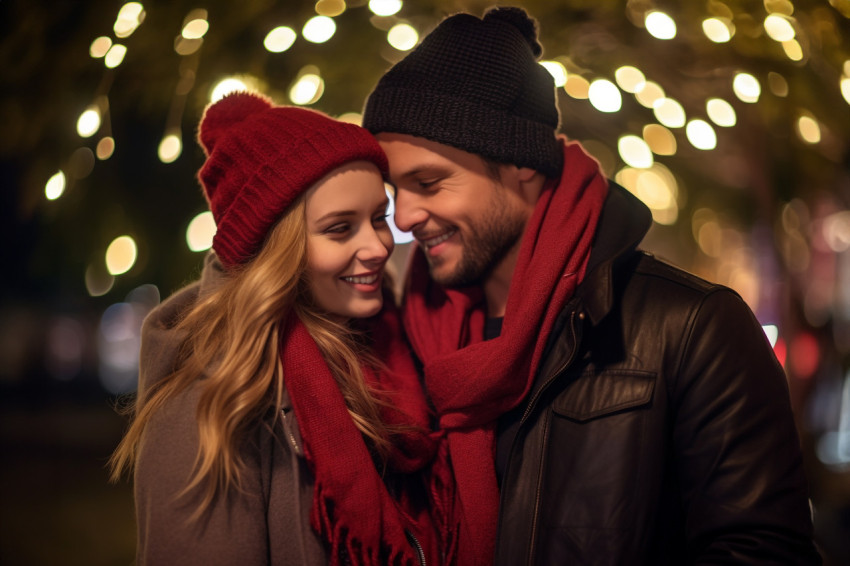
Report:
483,6,543,58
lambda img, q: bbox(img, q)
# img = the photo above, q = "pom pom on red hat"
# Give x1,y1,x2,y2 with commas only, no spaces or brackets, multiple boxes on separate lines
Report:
198,91,272,156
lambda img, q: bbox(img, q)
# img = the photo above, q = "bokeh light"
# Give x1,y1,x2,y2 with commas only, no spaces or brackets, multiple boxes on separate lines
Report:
706,98,737,127
97,137,116,160
369,0,403,17
642,124,677,155
210,77,248,102
541,61,567,87
653,97,686,128
105,236,138,276
796,114,822,144
89,36,112,58
387,23,418,51
645,11,677,40
45,171,66,201
764,14,796,42
265,26,297,52
289,68,325,105
302,15,336,43
618,135,653,168
702,18,734,43
588,79,622,112
158,133,182,163
316,0,346,17
182,18,209,39
76,106,101,138
635,80,665,108
685,119,717,150
104,44,128,68
564,74,590,99
114,2,145,38
733,72,761,103
186,211,217,252
614,66,645,93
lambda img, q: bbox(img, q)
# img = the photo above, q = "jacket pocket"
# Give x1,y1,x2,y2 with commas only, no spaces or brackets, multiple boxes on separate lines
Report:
552,370,655,422
534,370,659,542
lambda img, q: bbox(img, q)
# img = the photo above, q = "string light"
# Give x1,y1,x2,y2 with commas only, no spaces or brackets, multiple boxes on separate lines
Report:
706,98,737,127
702,18,734,43
635,80,665,108
290,67,325,105
615,66,645,93
45,171,66,201
105,236,138,276
733,72,761,103
643,124,677,156
302,16,336,43
264,26,297,53
653,97,686,128
686,119,717,150
186,212,217,252
618,135,653,168
540,61,567,87
387,23,418,51
369,0,403,17
645,11,677,40
588,79,622,112
77,106,101,138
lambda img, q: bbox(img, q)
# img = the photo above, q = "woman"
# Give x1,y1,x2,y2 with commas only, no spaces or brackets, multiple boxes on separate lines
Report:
110,92,454,565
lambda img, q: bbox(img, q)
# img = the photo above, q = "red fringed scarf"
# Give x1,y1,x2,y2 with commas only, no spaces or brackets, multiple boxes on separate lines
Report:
281,296,455,565
402,141,609,564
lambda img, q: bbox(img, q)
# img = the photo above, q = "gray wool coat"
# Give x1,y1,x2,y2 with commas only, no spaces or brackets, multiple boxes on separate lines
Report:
133,253,328,565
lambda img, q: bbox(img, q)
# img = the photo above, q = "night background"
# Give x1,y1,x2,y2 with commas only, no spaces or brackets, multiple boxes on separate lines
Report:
2,0,850,564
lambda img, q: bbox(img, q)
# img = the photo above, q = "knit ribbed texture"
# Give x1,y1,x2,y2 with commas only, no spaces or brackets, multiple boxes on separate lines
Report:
363,7,563,178
197,92,388,268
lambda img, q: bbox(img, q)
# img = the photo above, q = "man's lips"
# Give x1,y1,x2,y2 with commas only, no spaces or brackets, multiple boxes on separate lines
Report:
418,228,457,249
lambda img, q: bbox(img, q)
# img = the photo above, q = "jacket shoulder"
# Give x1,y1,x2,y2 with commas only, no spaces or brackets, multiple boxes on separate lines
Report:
632,252,725,296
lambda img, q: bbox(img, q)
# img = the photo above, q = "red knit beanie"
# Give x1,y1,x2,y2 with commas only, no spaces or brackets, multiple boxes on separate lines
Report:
197,91,389,268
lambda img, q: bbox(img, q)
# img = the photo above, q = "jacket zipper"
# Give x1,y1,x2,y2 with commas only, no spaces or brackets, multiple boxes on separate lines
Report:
506,308,584,565
521,309,584,424
405,529,427,566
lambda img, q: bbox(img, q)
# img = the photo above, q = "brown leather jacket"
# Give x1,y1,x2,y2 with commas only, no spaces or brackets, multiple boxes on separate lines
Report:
494,186,821,564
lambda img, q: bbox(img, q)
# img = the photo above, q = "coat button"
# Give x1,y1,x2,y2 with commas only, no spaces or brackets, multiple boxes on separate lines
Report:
577,311,586,320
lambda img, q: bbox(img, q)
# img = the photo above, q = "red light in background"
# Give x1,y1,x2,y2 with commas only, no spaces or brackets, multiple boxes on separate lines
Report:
773,337,787,368
788,332,820,380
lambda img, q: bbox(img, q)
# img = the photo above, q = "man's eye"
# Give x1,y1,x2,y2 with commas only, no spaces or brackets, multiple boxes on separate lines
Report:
417,179,437,190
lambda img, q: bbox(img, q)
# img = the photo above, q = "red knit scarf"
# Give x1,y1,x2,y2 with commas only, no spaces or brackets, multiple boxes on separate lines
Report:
281,297,455,565
402,141,609,564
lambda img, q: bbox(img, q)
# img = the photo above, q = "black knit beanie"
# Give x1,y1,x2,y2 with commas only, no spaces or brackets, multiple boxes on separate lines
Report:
363,6,563,178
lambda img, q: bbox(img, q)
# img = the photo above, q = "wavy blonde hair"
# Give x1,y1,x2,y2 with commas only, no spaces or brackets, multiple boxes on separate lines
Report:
109,195,400,515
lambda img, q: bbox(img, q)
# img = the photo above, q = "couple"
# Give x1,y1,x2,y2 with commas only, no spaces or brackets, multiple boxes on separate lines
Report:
111,7,821,565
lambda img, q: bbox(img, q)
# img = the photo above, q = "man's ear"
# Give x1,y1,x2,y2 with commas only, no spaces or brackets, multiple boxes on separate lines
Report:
517,167,536,182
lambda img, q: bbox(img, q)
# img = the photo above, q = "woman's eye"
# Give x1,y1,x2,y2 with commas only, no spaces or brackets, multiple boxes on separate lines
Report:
373,213,389,225
324,223,349,234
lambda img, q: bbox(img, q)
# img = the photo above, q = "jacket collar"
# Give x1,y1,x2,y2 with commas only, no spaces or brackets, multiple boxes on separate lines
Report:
577,181,652,326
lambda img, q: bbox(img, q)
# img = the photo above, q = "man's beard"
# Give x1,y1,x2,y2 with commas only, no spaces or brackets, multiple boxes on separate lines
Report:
429,193,528,288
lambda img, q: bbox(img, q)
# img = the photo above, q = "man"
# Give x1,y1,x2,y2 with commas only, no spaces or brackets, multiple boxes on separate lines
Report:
362,6,822,566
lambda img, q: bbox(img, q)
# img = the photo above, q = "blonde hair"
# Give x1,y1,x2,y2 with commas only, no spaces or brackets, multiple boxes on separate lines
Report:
110,195,400,514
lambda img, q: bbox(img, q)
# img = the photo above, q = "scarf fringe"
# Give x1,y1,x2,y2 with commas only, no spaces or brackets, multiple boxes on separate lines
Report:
313,479,421,566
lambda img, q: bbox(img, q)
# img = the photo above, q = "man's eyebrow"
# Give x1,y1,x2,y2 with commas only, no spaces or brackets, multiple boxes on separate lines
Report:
397,164,448,180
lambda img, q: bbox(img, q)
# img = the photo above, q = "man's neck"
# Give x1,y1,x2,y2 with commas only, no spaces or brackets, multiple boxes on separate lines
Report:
483,240,522,318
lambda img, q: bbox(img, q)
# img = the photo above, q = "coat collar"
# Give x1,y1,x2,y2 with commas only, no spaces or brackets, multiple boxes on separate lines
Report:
577,181,652,326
